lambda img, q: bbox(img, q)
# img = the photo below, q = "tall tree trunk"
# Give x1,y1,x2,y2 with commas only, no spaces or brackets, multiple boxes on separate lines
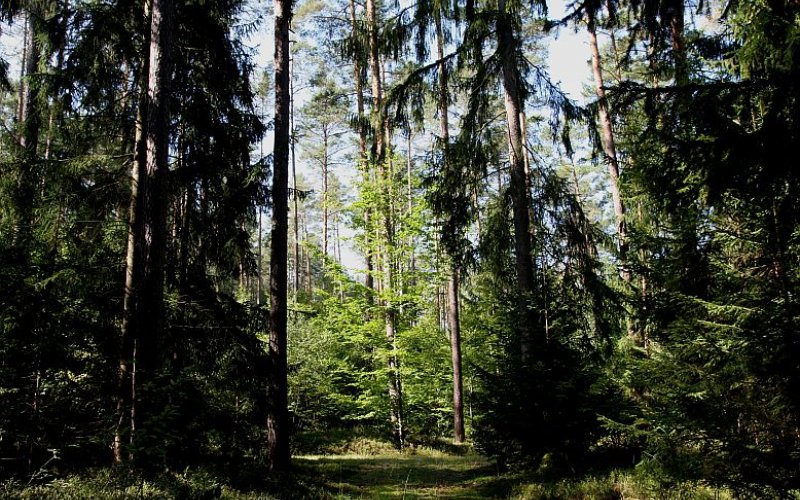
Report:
366,0,384,164
587,12,630,281
257,208,263,304
131,0,174,468
322,130,329,259
258,93,267,305
16,13,27,123
367,0,403,447
266,0,292,472
115,60,149,464
290,57,300,295
497,0,535,358
350,0,374,291
447,272,465,442
435,10,464,444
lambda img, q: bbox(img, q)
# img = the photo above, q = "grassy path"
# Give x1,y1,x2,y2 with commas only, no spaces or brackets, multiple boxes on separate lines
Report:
294,451,515,499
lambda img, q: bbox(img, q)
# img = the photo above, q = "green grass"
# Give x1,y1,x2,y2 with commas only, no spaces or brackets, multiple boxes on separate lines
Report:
292,446,735,499
295,450,501,498
1,439,738,499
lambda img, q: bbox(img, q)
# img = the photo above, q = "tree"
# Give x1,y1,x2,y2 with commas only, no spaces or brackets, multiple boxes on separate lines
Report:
348,0,375,291
299,73,348,262
496,0,537,359
433,0,465,444
266,0,293,472
128,0,174,468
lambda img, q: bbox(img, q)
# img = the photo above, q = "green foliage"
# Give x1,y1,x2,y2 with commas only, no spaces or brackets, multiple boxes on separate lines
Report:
609,0,800,493
2,0,800,495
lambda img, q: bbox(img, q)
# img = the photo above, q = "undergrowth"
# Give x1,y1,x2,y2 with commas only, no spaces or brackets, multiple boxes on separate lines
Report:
0,432,742,499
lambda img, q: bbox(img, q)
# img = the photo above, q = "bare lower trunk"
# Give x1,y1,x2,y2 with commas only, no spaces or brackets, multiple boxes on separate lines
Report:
115,74,147,464
131,0,174,468
109,0,175,472
448,272,465,443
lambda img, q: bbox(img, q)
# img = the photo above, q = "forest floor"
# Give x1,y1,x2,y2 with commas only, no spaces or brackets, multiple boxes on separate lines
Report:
3,438,732,499
294,450,507,498
291,447,735,499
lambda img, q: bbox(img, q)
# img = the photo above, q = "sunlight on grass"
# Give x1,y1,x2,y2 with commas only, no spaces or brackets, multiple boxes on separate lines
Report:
293,448,736,499
296,450,500,499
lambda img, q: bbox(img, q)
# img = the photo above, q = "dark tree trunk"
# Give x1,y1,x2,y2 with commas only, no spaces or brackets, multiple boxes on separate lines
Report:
115,60,148,464
668,0,687,86
131,0,174,468
266,0,292,472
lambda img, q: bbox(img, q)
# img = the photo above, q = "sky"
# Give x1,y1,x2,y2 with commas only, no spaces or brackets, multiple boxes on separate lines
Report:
547,0,594,100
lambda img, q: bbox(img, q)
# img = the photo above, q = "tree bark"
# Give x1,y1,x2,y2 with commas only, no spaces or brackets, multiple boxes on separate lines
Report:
112,0,173,469
436,10,464,443
497,0,535,358
447,272,465,443
115,61,148,465
132,0,174,467
366,0,384,164
266,0,292,472
586,10,642,345
668,0,687,86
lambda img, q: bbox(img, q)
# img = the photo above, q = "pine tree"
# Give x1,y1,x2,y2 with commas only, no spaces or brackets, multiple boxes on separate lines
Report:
266,0,293,473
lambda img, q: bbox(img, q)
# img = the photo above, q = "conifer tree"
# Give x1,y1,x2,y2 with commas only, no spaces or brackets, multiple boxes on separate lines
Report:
267,0,293,472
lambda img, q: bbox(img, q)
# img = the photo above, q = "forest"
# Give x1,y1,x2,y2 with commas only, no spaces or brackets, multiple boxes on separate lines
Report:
0,0,798,497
